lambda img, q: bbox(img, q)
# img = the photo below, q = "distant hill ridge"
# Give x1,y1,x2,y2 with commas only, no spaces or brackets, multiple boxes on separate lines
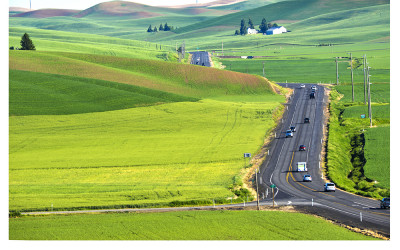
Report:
9,0,236,19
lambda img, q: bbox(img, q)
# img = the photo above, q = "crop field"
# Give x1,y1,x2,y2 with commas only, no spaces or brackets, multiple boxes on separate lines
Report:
342,104,389,120
336,83,390,103
9,98,283,211
9,27,177,61
9,51,276,98
363,126,390,189
10,70,198,116
9,210,378,240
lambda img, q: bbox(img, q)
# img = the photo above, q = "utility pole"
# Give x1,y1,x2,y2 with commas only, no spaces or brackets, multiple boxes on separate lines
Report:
335,57,339,85
348,52,354,102
255,169,259,210
363,54,367,105
262,61,265,77
367,66,372,127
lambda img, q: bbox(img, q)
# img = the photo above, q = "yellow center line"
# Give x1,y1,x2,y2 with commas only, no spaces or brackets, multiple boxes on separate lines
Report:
284,151,389,217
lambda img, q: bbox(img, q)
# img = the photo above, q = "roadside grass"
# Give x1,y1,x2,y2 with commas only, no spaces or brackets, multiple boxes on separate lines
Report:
9,210,378,240
9,70,198,115
326,88,390,199
9,99,283,211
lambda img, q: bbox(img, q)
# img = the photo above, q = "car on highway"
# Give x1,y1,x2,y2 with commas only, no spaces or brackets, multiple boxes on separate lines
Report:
299,145,306,151
324,183,336,192
290,126,296,132
285,130,293,138
311,85,317,91
300,84,305,88
380,197,390,209
303,174,312,182
310,92,315,99
304,117,310,123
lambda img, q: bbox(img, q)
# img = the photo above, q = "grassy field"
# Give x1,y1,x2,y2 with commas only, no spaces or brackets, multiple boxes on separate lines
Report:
9,70,198,115
364,126,390,189
9,92,283,211
9,51,276,98
9,210,378,240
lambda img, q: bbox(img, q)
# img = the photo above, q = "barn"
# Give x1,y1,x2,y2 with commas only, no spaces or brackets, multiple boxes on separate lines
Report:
266,26,287,35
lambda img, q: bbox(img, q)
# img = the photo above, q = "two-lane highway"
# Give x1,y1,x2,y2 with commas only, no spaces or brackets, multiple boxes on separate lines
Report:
258,83,390,237
190,51,211,67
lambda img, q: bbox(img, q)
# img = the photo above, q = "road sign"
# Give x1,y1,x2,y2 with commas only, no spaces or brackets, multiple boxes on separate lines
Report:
360,114,366,119
244,153,251,158
270,184,276,188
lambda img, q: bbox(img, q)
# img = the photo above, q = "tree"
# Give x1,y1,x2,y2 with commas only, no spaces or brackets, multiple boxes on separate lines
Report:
159,23,164,31
164,22,170,31
147,25,153,32
273,23,278,28
20,33,35,50
259,18,267,34
234,30,240,35
248,18,254,29
239,19,247,35
153,26,158,32
267,22,273,29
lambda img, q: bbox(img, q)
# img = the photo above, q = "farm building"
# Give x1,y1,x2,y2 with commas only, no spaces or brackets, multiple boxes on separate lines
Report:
266,26,287,35
247,28,258,34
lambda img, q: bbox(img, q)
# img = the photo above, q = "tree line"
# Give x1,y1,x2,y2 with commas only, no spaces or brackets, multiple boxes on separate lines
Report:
147,23,175,33
235,18,279,35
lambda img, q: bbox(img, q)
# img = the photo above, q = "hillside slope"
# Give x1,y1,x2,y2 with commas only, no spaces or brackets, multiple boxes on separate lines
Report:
9,51,276,98
174,0,389,34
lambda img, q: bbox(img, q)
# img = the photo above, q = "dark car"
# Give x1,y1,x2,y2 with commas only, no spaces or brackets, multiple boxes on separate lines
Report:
304,118,310,123
380,198,390,209
290,126,296,132
310,92,315,99
299,145,306,151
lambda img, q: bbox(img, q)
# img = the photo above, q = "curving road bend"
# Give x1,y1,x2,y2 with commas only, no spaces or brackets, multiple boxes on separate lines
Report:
258,83,390,237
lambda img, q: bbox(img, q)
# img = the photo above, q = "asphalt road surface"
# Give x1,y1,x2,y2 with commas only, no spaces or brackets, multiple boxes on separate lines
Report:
190,51,211,67
258,83,390,237
22,83,390,238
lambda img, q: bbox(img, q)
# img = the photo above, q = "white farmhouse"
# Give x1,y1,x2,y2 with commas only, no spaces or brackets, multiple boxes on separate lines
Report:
247,28,258,35
266,26,287,35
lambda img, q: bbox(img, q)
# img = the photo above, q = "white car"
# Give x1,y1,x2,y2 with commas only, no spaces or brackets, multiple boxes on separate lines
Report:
300,84,305,88
311,86,317,91
324,183,336,192
303,174,312,182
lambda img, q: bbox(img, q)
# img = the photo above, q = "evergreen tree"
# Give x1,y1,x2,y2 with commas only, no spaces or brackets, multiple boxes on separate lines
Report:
147,25,153,32
234,30,240,35
20,33,35,50
159,23,164,31
164,22,170,31
273,23,278,28
259,18,267,34
153,26,158,32
240,19,247,35
267,22,273,29
248,18,254,29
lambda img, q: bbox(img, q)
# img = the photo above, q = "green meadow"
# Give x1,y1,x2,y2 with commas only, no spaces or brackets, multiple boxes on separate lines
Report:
9,210,378,240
